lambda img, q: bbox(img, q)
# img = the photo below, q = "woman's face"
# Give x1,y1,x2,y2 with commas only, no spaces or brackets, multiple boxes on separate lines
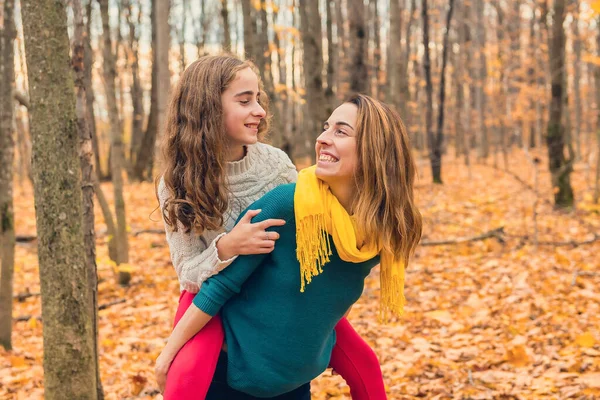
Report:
221,67,266,148
315,102,358,187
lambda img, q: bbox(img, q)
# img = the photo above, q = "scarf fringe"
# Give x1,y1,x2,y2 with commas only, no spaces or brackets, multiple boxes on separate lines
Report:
297,214,332,292
379,255,406,322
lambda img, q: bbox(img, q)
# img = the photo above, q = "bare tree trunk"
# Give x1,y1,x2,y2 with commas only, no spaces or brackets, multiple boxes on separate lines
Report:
155,0,170,157
388,0,403,109
99,0,130,274
430,0,455,184
72,1,103,397
334,0,348,99
325,0,336,110
0,0,16,351
178,0,188,73
132,0,158,182
572,1,582,160
422,0,435,182
370,0,384,98
125,0,144,166
241,0,258,60
547,0,574,208
594,18,600,203
348,0,367,92
474,0,488,160
299,0,327,159
221,0,231,52
272,3,291,155
21,0,97,397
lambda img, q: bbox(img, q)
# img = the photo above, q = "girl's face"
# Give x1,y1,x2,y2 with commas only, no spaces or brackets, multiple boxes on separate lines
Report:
315,103,358,187
221,67,266,149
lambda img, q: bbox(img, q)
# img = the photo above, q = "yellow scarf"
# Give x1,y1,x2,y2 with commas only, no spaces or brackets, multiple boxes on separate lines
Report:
294,165,405,321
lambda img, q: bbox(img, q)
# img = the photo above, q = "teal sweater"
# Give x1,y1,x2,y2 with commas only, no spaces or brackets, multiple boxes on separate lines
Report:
193,183,379,397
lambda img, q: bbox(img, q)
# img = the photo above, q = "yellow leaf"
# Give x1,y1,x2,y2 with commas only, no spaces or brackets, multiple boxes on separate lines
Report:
10,355,27,368
27,316,37,329
592,1,600,14
576,332,596,348
506,345,530,367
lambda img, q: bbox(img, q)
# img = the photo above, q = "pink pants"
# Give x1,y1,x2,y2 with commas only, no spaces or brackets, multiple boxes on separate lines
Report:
163,291,387,400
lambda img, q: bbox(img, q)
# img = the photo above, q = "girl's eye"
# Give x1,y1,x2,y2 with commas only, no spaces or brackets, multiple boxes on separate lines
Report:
240,100,250,105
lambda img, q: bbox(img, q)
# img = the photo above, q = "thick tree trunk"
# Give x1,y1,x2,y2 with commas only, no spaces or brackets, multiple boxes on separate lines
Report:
72,1,103,397
0,0,16,351
299,0,327,159
99,0,130,271
348,0,367,92
21,0,97,397
547,0,574,208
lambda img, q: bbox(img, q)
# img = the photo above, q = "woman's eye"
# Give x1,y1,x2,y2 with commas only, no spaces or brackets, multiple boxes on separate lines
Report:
336,129,347,136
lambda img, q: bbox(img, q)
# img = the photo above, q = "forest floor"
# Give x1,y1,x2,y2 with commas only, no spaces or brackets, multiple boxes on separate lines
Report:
1,148,599,399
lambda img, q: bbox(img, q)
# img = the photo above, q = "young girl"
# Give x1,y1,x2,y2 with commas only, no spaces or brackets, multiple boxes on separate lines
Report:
157,56,388,399
156,94,423,399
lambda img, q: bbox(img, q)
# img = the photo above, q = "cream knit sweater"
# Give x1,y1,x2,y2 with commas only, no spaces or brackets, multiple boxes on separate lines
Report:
158,142,298,292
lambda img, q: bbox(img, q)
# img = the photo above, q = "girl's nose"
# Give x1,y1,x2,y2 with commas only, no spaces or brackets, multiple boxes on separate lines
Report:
253,103,266,118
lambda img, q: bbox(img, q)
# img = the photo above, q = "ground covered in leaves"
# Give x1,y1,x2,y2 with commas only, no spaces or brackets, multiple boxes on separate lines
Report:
1,150,599,399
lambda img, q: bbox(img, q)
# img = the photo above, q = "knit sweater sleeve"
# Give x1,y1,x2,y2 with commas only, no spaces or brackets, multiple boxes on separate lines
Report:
157,178,237,293
193,184,296,316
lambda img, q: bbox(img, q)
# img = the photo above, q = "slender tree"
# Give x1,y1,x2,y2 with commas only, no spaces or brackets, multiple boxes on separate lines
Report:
221,0,231,52
547,0,574,207
99,0,130,281
21,0,97,397
348,0,368,92
0,0,16,351
430,0,455,184
72,1,103,397
299,0,328,158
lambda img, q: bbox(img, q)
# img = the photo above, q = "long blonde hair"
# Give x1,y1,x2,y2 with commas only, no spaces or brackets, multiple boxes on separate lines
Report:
349,94,422,266
159,55,270,234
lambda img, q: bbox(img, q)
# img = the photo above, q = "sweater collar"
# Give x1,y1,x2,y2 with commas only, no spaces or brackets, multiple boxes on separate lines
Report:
226,144,255,176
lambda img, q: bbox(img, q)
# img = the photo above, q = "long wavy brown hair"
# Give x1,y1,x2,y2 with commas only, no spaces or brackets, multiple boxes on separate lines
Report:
349,94,422,266
158,55,270,234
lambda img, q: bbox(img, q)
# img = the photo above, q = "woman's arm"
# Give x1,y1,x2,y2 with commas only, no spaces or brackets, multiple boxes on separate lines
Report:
155,305,213,392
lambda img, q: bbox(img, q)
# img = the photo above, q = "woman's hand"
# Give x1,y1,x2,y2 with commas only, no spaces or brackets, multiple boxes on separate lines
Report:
217,209,285,260
155,350,174,394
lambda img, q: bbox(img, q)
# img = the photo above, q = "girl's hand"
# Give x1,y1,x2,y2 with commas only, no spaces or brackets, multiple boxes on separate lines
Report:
155,351,174,394
217,209,285,260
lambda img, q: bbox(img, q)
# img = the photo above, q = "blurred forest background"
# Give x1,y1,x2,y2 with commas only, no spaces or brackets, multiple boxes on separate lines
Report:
0,0,599,399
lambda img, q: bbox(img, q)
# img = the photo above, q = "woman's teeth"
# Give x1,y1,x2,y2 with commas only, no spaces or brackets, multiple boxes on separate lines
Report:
319,154,338,162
